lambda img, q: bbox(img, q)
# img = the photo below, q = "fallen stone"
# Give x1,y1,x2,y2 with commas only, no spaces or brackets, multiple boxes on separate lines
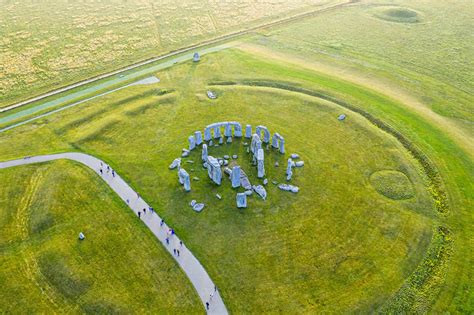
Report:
219,160,224,166
243,142,248,146
278,184,299,193
275,162,279,167
338,114,346,121
291,153,299,159
203,162,208,169
193,203,205,212
216,194,222,200
223,155,230,159
169,158,181,170
190,200,197,207
295,161,304,167
193,177,199,181
263,178,268,185
232,155,238,159
272,180,278,185
186,160,194,164
253,185,267,200
227,137,232,143
209,140,213,146
182,151,189,158
236,193,247,208
182,148,190,153
219,137,224,144
240,169,252,190
245,190,253,196
223,160,229,166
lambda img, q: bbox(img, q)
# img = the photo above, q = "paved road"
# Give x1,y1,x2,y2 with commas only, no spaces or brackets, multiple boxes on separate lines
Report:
0,152,228,315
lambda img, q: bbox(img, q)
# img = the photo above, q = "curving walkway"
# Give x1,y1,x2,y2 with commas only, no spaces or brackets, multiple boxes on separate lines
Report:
0,152,228,315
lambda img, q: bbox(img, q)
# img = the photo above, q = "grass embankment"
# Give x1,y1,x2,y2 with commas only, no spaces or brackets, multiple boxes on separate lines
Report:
0,50,448,312
0,161,202,313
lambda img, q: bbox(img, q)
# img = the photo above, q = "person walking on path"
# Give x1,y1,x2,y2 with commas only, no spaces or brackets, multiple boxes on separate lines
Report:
160,219,164,226
112,170,115,177
149,206,154,214
166,237,169,245
107,165,110,172
180,240,183,247
143,208,146,215
206,302,209,310
210,292,214,302
99,168,103,175
138,211,141,218
173,249,177,255
177,249,180,257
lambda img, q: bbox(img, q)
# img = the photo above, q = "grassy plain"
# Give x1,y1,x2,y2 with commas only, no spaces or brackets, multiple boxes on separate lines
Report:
0,50,447,312
0,161,201,313
248,0,473,131
0,0,337,108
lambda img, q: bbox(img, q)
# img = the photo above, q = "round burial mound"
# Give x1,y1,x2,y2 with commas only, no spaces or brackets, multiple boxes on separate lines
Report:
373,7,421,24
370,170,415,200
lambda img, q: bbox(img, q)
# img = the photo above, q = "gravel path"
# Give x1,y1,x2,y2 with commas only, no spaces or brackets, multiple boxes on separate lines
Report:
0,152,228,314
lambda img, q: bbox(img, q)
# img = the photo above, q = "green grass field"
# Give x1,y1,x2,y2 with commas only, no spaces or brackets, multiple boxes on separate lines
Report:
0,0,337,108
2,48,466,312
0,161,201,313
0,0,472,313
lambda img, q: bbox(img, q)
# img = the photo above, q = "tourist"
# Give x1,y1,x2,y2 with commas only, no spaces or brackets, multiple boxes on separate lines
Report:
126,199,129,204
166,237,169,245
149,206,153,213
99,169,103,175
206,302,209,310
177,249,180,257
112,170,115,177
160,219,164,226
138,211,141,218
173,249,176,255
143,208,146,214
210,292,214,302
171,229,175,236
180,240,183,247
107,165,110,172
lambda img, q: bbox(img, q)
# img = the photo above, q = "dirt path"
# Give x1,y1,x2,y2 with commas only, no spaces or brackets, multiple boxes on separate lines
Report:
238,43,473,158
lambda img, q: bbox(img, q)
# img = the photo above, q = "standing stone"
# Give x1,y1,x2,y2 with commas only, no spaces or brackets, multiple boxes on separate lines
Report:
231,166,241,188
227,137,232,143
263,129,270,143
204,127,211,141
257,149,265,178
245,125,252,138
219,137,224,144
224,122,232,137
214,125,221,139
234,123,243,137
201,144,208,161
206,156,222,185
272,133,279,149
286,158,294,181
188,135,196,151
178,168,191,191
194,131,203,146
279,137,285,154
251,134,262,155
236,193,247,208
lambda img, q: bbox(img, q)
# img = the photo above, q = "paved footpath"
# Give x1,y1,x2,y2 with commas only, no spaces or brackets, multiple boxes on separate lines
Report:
0,152,228,314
